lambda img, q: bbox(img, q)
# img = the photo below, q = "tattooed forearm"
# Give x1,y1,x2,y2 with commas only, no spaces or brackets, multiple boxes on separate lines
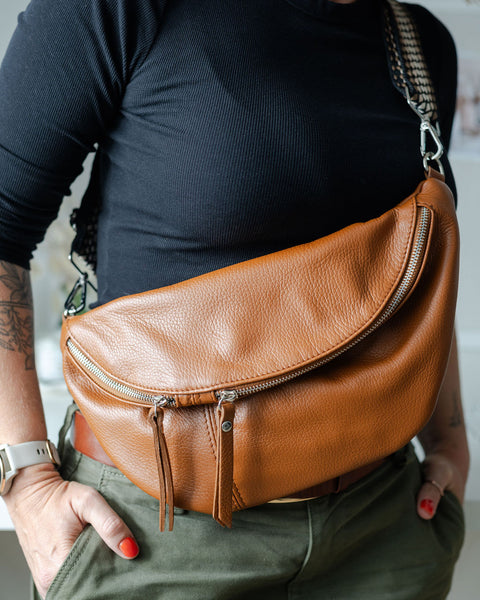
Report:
449,390,463,428
0,261,34,370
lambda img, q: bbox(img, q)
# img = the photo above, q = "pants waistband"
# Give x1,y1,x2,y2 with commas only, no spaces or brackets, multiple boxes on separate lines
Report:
72,411,390,503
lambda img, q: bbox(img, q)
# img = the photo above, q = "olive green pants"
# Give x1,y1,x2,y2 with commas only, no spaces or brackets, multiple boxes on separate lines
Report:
36,407,464,600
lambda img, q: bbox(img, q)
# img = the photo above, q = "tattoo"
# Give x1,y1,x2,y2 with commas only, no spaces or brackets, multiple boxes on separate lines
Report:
449,390,463,428
0,261,34,370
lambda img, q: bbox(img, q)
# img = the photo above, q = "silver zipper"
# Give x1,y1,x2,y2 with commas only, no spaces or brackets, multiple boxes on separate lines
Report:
66,339,176,407
67,206,431,409
216,206,431,404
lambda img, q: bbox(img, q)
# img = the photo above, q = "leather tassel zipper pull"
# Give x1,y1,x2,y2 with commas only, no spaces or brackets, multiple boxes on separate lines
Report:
213,396,236,528
148,403,175,531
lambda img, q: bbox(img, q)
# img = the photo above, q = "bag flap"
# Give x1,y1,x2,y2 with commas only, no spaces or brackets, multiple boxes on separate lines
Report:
63,185,428,404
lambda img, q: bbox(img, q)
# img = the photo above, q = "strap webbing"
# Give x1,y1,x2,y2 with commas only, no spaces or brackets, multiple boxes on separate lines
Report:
383,0,439,123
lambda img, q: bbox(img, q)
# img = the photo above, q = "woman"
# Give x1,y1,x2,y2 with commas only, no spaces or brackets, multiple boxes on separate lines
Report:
0,0,469,598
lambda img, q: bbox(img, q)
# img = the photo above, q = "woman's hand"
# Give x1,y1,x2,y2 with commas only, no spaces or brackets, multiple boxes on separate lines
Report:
4,463,139,599
416,450,468,519
417,331,470,520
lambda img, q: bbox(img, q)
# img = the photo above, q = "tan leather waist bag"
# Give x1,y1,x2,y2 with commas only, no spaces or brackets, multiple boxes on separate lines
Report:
60,2,460,530
61,170,459,530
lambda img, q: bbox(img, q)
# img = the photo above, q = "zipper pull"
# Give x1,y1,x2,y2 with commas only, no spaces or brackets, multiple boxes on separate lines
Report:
216,390,238,404
148,401,175,531
153,395,176,408
213,391,237,527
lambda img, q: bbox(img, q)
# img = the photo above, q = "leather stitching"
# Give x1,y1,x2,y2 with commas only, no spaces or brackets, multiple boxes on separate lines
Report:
232,482,245,510
203,405,217,460
204,405,241,511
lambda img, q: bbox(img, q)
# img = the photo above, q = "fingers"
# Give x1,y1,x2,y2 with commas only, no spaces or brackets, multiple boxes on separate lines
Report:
70,483,140,559
416,452,467,520
417,454,455,520
6,474,140,599
416,479,445,520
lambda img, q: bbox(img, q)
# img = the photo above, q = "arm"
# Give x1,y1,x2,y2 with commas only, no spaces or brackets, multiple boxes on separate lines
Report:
409,9,467,519
0,3,165,594
0,261,138,599
416,329,470,518
0,262,47,441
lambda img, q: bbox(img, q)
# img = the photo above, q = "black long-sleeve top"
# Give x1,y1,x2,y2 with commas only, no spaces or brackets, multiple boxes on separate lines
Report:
0,0,457,307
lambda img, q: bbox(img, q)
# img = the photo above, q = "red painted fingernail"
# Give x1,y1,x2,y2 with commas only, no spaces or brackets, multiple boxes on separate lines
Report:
119,537,139,558
420,498,435,516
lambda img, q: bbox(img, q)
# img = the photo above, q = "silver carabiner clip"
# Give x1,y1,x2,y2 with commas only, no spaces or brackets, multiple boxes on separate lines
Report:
422,151,445,176
420,120,443,163
404,86,444,175
64,273,87,316
63,253,97,317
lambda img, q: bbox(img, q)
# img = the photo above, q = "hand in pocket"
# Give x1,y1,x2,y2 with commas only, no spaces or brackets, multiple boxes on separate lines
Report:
4,464,139,599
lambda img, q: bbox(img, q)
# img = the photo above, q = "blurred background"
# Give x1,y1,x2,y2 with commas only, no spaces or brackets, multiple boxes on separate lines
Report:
0,0,479,597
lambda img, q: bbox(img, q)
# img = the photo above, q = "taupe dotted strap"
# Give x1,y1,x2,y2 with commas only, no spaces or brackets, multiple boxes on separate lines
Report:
383,0,439,124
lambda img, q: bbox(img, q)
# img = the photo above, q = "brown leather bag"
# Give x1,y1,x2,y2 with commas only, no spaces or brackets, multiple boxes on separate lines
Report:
61,169,459,530
60,1,459,530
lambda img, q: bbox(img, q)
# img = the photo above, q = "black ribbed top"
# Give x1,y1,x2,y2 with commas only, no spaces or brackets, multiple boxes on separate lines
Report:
0,0,457,306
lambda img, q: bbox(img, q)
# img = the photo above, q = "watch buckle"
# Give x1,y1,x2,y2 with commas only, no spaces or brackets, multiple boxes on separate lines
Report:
46,440,61,468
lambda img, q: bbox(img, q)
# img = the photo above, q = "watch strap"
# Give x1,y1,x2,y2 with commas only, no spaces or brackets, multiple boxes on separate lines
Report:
0,440,61,495
2,440,60,471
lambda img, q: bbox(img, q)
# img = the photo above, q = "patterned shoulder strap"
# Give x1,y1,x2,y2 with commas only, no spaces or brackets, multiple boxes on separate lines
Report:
383,0,439,123
63,0,445,315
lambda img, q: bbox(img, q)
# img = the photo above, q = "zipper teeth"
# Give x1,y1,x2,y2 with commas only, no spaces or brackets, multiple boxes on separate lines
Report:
231,207,431,399
66,339,174,405
67,207,431,406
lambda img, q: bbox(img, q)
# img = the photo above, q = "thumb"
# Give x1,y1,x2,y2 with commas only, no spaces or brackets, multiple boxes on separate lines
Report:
70,484,140,559
416,479,445,520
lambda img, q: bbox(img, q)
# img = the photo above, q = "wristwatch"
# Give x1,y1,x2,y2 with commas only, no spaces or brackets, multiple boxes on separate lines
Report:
0,440,61,496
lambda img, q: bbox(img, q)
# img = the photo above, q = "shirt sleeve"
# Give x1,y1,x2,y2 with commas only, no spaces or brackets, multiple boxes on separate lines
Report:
0,0,162,269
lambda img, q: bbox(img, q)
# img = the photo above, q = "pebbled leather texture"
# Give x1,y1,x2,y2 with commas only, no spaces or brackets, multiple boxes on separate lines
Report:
61,173,459,523
63,193,418,402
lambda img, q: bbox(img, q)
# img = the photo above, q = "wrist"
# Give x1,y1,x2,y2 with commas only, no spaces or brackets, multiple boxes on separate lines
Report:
420,434,470,461
0,440,61,500
418,425,469,457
